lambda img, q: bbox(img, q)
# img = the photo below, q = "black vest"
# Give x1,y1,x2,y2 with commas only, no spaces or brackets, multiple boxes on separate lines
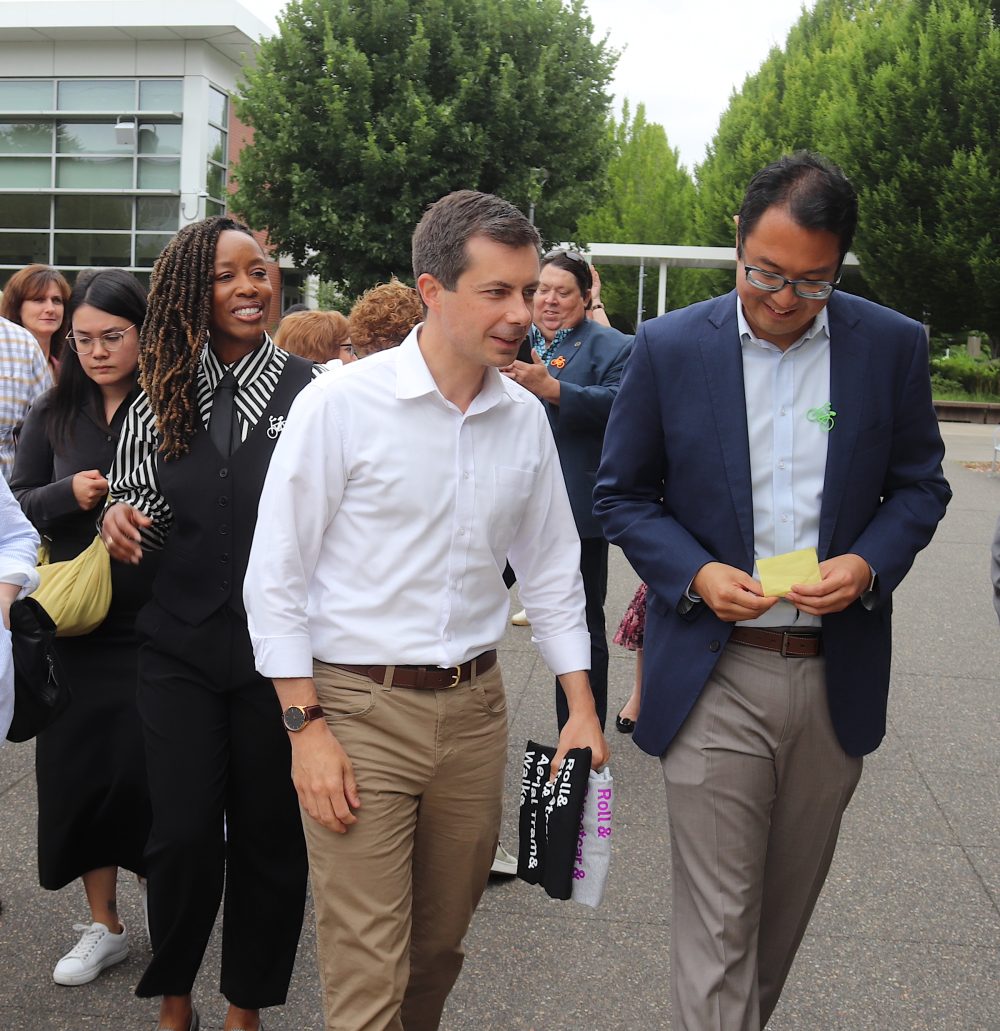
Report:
152,354,314,626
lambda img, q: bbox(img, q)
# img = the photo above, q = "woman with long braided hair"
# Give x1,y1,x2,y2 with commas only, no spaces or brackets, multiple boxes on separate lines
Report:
102,216,321,1031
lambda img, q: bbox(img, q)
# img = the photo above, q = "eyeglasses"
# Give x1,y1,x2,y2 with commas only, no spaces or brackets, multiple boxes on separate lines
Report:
743,265,838,300
67,324,136,354
544,248,588,266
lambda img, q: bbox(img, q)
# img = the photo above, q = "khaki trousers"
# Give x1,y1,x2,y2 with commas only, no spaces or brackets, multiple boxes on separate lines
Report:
305,660,508,1031
661,642,863,1031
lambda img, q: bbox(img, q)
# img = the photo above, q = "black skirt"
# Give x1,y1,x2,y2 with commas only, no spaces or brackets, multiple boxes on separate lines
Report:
35,560,155,890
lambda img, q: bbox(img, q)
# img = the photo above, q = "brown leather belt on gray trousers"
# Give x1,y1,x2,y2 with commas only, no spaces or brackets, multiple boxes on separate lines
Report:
729,627,822,657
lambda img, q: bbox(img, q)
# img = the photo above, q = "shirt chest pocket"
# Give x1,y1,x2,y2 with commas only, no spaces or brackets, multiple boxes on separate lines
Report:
488,465,536,553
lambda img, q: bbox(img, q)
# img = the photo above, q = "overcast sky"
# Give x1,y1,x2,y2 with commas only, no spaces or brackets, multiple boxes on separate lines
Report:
238,0,814,172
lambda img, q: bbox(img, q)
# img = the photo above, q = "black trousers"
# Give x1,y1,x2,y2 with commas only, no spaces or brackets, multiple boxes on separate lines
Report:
556,536,609,732
134,603,307,1008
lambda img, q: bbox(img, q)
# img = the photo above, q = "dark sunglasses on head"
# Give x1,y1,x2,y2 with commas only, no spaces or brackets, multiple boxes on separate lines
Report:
543,247,588,265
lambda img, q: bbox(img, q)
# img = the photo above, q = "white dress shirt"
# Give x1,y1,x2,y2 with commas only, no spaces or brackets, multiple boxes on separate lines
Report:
246,328,590,679
737,299,831,628
0,475,41,742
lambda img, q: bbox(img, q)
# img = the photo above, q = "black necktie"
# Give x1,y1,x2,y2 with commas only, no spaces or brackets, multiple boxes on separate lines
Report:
209,370,238,457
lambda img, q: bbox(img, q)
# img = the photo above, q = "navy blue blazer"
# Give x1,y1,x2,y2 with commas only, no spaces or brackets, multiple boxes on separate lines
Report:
594,290,950,758
535,319,631,540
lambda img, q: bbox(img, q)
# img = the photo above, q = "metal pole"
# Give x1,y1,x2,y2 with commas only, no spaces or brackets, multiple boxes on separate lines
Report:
636,260,646,327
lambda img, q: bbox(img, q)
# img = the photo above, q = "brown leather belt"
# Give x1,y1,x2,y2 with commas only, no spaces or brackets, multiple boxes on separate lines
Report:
729,627,822,658
333,649,498,689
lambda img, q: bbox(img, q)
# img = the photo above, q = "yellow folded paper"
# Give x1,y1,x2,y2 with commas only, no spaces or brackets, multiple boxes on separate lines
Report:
757,547,822,598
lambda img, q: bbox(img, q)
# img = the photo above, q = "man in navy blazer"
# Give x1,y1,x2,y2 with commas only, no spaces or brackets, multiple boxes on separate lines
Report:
504,249,631,729
594,153,950,1030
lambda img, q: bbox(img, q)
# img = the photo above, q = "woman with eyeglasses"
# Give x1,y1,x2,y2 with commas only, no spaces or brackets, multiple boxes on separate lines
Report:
501,248,633,732
10,268,155,987
0,263,71,380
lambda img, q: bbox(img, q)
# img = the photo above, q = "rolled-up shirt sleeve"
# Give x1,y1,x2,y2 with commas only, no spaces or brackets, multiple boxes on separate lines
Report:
0,476,40,596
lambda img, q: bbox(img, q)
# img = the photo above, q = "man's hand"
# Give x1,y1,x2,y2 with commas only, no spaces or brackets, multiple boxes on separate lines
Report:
101,502,151,564
692,561,779,622
500,354,560,404
551,670,609,777
785,553,871,615
0,581,19,630
552,709,610,778
289,722,361,834
72,470,109,511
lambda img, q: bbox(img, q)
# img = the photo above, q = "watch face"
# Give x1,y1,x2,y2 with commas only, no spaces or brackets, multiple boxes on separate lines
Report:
283,706,306,732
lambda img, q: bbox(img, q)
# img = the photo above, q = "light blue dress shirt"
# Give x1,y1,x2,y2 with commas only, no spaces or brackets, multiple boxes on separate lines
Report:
736,300,831,628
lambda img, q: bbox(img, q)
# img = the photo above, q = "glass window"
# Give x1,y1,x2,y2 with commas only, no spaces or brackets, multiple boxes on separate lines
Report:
208,86,228,127
0,157,51,188
138,123,181,156
207,125,226,166
206,163,226,200
55,195,132,231
136,196,179,231
135,233,173,266
0,81,53,112
56,156,132,189
0,122,53,154
137,157,180,190
57,122,132,155
0,232,50,265
139,80,182,111
54,232,131,267
3,195,49,230
57,80,136,111
205,199,226,217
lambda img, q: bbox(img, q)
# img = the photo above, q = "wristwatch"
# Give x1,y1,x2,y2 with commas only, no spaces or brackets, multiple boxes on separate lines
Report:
282,704,324,732
591,302,605,310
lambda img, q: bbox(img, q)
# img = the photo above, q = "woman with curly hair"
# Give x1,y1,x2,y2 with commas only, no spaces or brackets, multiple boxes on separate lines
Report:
0,264,71,378
348,277,423,357
102,216,320,1031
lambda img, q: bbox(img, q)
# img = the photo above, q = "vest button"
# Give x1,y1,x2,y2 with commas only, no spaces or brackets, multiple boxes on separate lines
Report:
219,553,229,563
709,640,721,652
219,524,230,535
218,496,229,507
219,467,229,478
220,579,230,590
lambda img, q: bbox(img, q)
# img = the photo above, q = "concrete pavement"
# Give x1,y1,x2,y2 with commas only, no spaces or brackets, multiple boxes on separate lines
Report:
1,422,997,1029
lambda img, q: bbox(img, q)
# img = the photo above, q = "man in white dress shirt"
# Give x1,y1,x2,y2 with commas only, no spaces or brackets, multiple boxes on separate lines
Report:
245,190,608,1031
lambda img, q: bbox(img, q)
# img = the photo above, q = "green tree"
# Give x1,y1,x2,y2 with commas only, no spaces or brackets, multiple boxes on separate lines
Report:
692,0,1000,337
232,0,617,291
576,102,696,328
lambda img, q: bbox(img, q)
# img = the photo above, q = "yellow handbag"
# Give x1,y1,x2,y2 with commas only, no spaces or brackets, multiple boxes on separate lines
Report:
32,535,112,637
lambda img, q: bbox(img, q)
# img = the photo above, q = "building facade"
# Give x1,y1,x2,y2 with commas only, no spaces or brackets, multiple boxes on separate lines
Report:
0,0,303,316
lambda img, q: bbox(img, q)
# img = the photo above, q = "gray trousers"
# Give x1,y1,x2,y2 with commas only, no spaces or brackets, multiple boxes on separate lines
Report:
661,641,863,1030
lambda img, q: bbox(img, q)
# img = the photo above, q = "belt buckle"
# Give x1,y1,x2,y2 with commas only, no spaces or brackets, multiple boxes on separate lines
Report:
448,665,462,687
779,632,794,658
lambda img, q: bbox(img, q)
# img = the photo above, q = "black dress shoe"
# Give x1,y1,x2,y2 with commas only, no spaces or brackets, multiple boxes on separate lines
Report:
615,711,636,734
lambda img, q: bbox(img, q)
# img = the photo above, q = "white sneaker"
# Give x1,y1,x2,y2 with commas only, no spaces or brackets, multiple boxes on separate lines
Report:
510,609,530,627
52,921,129,986
490,842,518,876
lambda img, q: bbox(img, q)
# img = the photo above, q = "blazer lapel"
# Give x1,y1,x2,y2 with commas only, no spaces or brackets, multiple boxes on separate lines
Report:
700,293,754,566
818,297,868,558
546,322,588,378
